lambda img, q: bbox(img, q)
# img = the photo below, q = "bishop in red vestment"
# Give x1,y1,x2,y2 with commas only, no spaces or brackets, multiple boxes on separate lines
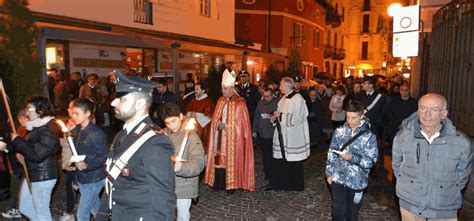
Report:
204,70,255,192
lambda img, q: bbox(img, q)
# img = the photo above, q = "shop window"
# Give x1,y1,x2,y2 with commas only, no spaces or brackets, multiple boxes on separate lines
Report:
45,43,65,71
126,48,144,74
134,0,153,25
143,49,156,77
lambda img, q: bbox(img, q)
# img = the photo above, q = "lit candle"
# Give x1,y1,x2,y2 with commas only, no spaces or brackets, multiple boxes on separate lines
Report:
176,118,196,161
56,120,86,163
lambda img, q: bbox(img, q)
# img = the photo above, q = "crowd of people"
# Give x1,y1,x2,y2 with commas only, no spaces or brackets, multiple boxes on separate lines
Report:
0,67,471,221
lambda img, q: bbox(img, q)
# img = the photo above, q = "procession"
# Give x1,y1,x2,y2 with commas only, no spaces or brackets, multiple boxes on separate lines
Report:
0,0,473,220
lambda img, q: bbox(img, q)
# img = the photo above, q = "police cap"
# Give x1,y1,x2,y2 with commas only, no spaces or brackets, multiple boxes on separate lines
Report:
114,70,155,97
294,76,303,82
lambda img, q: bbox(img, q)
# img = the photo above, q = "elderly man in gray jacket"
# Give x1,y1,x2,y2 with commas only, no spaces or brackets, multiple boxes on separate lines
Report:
392,93,472,220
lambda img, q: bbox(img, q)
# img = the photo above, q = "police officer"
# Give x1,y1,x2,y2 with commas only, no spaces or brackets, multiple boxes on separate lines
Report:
106,70,176,220
294,76,311,113
236,70,261,127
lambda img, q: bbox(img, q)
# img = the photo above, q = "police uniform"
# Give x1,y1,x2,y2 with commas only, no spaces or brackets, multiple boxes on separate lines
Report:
236,70,261,126
106,71,176,221
294,76,311,112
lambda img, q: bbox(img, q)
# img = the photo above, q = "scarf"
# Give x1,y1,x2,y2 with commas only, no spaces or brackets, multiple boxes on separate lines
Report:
26,116,55,131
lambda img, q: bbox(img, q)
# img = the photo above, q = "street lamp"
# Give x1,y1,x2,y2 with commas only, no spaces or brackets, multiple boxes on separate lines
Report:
387,3,403,17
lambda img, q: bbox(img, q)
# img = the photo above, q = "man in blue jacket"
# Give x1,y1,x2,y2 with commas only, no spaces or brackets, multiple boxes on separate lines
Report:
392,93,472,220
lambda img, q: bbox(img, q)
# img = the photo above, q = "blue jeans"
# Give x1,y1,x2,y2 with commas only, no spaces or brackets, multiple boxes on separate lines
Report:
76,180,104,221
19,178,57,221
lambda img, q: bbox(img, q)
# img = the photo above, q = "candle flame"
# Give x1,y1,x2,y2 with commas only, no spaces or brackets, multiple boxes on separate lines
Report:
56,120,69,133
185,118,196,130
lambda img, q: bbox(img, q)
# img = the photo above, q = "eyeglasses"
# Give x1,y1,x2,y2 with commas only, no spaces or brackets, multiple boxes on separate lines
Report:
418,106,445,114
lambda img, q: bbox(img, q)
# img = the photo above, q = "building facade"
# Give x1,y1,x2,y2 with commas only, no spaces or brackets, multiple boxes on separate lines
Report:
320,0,345,79
235,0,326,80
27,0,280,94
342,0,392,77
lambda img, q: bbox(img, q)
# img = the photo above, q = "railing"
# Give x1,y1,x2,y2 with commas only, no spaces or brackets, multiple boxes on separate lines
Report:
334,48,346,60
316,0,342,27
428,0,474,137
324,44,334,58
134,0,153,25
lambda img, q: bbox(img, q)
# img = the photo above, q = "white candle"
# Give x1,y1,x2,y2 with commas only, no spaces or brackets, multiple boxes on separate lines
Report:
66,135,79,156
56,120,79,156
176,118,197,161
176,131,190,161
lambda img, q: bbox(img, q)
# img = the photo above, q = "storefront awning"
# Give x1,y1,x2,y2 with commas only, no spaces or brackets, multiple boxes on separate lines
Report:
40,27,165,48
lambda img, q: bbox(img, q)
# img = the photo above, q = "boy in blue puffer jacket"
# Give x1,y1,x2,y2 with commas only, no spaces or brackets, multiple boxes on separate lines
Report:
326,100,378,221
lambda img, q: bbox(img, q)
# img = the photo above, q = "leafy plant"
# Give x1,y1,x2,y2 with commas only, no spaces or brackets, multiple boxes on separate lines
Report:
207,64,227,102
285,48,302,78
0,0,41,115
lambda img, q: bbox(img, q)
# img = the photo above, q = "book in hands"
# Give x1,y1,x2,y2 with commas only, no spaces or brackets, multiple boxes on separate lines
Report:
331,149,345,155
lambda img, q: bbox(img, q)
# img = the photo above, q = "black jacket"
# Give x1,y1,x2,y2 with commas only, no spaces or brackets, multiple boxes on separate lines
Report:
360,91,388,127
237,83,261,123
385,96,418,139
11,119,60,182
72,122,107,184
109,117,176,221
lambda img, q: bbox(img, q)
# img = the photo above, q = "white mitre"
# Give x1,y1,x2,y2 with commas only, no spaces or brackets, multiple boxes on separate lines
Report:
221,69,236,87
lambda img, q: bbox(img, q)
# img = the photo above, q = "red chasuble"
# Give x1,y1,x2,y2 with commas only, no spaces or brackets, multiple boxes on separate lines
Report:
186,96,214,149
204,94,255,191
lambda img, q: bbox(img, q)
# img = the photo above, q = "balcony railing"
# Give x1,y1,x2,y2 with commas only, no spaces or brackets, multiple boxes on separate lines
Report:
316,0,342,27
334,48,346,60
324,45,334,58
134,0,153,25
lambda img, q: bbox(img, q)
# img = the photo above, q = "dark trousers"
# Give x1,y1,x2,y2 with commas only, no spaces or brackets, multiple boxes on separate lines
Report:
65,171,77,213
259,137,273,180
331,183,364,221
270,159,304,191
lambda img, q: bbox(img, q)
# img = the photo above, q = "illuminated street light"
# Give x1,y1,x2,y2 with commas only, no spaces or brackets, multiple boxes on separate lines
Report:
247,60,254,65
388,3,403,17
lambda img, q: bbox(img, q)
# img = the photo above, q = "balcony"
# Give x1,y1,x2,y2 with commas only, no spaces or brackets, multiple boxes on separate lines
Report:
315,0,342,27
324,45,334,58
334,48,346,60
134,0,153,25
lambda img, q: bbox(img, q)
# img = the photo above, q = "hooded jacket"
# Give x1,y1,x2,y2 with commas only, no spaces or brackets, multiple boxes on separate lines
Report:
326,118,378,190
392,112,472,219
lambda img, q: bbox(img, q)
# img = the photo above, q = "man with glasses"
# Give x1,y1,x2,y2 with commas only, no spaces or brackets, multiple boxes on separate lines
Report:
252,87,278,189
392,93,472,220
